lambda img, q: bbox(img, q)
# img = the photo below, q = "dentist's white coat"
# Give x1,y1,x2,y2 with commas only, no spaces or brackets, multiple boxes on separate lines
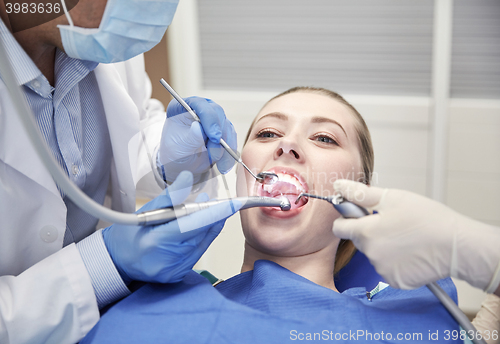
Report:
0,55,165,344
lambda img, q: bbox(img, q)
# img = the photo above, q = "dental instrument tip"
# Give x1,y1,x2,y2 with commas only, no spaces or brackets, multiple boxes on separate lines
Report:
257,171,279,185
295,193,332,204
295,193,307,204
279,197,291,211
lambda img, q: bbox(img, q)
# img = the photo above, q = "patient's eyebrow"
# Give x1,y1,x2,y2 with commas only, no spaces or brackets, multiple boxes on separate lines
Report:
255,112,288,124
311,116,347,138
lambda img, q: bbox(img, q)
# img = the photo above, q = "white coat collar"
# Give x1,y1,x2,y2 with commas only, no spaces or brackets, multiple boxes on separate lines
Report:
0,21,60,196
0,81,60,197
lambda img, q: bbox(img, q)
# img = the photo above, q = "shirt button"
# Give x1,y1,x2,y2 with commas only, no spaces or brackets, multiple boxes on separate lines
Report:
39,225,58,243
31,80,41,89
71,165,79,175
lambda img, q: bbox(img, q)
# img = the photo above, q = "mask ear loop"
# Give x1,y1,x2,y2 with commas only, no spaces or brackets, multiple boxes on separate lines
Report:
60,0,74,27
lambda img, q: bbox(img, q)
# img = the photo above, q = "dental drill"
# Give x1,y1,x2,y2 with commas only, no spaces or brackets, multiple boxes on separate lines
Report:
159,79,279,185
295,192,487,344
138,196,291,226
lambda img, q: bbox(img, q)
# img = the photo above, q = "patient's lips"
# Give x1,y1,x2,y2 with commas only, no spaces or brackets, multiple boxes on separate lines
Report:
258,168,309,211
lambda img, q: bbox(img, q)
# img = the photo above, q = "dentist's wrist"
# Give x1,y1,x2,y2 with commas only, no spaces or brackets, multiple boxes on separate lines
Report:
76,230,131,308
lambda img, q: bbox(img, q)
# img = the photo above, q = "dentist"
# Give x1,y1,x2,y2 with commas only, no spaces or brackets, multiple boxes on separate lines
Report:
0,0,238,343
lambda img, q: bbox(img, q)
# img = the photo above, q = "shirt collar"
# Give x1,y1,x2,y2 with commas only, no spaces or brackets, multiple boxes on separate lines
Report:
0,19,46,88
0,19,99,99
52,49,98,106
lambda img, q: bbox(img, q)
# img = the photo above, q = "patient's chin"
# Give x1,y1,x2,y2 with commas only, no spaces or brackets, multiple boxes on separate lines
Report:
247,235,302,257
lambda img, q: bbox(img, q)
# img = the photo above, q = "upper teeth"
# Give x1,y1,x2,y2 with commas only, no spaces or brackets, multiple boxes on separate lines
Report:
263,172,304,193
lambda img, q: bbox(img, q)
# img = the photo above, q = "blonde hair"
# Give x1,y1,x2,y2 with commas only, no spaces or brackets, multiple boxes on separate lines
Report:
244,86,375,274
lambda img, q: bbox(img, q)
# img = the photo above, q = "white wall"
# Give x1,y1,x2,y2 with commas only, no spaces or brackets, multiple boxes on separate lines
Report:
167,0,499,315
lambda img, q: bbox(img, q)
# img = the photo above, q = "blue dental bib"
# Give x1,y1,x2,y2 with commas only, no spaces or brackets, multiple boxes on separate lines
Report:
82,260,460,343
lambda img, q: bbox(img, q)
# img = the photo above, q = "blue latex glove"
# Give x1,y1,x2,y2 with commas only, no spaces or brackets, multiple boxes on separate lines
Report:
158,97,237,183
102,171,241,284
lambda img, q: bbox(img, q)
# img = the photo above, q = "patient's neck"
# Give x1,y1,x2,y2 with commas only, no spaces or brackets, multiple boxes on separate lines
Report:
241,241,339,292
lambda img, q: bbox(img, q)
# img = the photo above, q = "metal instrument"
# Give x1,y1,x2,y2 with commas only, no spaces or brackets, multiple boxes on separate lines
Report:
295,192,370,218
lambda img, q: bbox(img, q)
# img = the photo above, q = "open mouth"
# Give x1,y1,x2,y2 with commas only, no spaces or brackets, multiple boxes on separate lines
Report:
257,168,309,210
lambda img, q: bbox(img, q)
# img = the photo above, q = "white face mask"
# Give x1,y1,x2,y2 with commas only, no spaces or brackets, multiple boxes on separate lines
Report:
58,0,179,63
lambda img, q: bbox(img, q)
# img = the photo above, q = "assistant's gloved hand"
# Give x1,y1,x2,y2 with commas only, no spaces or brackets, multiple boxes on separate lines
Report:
332,179,500,293
158,97,237,184
102,171,241,285
472,294,500,344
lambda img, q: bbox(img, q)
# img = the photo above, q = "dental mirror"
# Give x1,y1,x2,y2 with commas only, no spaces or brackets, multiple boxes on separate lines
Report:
239,164,278,185
256,171,279,185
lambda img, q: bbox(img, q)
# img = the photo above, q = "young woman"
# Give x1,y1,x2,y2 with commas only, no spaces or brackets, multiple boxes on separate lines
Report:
236,86,374,288
81,87,465,344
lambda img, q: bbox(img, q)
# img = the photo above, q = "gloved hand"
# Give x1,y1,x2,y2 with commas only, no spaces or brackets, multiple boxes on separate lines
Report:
158,96,237,184
102,171,241,284
472,294,500,344
332,179,500,293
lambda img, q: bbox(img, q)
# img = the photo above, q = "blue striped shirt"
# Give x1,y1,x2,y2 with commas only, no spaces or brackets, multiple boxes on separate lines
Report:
0,20,129,307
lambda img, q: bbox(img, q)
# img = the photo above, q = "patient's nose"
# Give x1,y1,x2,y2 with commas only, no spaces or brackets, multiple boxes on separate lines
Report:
274,140,304,162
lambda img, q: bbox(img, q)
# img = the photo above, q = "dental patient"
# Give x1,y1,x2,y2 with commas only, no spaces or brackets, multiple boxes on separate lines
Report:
81,87,462,344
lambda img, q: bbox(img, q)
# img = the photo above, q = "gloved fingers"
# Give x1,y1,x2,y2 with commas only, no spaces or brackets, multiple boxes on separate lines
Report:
333,179,385,209
165,107,196,125
160,121,207,163
164,170,194,206
137,178,192,212
472,294,500,332
166,99,195,121
332,217,357,241
176,218,226,252
158,113,206,181
207,140,223,166
201,219,226,246
216,121,237,174
174,121,208,152
332,214,380,249
195,192,210,203
184,97,225,143
190,220,226,256
153,199,241,244
215,150,236,175
154,222,226,283
176,199,242,234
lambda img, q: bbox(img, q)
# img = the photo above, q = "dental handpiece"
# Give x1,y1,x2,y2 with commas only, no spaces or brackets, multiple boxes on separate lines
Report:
159,79,278,185
295,193,370,218
329,197,370,218
137,196,291,226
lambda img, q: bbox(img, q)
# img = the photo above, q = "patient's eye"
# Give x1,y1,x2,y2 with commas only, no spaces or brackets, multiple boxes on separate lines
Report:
256,129,280,139
313,134,338,145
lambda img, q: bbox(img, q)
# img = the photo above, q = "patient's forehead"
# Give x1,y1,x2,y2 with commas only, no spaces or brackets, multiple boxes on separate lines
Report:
255,92,357,133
